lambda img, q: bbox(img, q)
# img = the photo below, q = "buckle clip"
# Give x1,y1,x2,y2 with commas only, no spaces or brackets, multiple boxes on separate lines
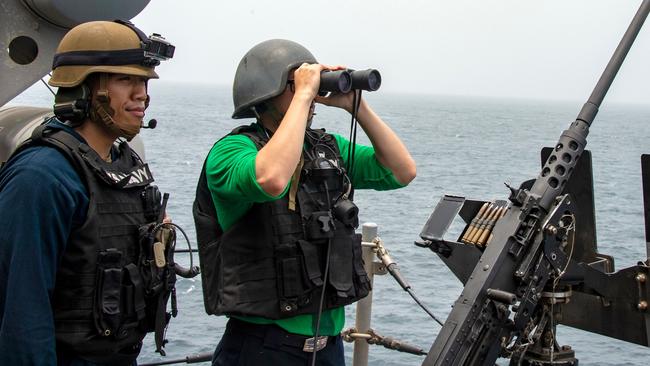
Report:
302,336,328,352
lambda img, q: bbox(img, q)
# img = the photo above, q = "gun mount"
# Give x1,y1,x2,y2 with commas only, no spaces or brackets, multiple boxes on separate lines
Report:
418,1,650,365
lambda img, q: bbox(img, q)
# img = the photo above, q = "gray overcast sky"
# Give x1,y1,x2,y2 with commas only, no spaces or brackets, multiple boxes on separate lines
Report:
132,0,650,104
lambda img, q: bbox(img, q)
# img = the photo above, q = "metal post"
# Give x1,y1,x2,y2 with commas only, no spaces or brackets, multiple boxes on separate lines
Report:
353,223,378,366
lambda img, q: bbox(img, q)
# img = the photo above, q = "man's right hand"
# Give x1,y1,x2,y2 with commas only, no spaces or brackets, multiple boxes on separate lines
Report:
292,63,323,101
293,63,345,101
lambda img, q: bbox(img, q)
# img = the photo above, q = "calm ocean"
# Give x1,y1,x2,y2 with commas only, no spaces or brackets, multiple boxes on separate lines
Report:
8,81,650,365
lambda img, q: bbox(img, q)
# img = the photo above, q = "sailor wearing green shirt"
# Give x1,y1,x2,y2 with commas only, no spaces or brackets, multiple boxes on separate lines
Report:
193,39,416,366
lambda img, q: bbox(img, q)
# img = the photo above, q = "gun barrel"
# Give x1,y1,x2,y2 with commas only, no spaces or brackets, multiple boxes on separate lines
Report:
579,0,650,126
531,0,650,212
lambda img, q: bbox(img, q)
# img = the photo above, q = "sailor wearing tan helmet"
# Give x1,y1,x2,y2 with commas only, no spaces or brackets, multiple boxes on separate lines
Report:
0,20,174,365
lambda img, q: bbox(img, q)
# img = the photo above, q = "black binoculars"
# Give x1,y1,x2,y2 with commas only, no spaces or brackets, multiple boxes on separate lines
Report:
319,69,382,94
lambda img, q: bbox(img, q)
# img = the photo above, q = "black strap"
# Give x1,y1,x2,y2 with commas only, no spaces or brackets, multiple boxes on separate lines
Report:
30,123,49,141
154,289,171,356
227,317,335,349
44,129,153,188
52,49,152,69
113,19,149,44
230,124,268,149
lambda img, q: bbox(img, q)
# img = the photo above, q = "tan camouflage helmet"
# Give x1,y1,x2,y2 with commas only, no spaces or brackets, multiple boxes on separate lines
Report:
49,21,172,88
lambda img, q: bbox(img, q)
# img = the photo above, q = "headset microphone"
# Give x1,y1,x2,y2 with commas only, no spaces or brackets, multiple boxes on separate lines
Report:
142,119,157,129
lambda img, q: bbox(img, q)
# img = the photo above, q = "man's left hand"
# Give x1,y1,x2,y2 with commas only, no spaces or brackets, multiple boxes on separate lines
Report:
314,90,358,113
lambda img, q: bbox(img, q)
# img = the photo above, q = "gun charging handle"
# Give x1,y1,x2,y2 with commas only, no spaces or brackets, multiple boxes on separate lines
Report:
486,288,517,305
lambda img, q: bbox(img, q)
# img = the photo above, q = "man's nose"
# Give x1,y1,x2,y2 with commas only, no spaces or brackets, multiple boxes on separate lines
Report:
133,80,148,101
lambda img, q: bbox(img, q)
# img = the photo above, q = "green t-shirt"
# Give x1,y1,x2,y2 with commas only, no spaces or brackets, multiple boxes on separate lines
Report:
205,124,405,336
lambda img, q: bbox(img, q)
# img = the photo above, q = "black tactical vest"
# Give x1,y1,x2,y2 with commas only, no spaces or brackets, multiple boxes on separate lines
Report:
20,126,159,365
194,124,371,319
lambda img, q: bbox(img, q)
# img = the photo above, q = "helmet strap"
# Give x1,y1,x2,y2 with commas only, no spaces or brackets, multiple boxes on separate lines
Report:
251,106,262,120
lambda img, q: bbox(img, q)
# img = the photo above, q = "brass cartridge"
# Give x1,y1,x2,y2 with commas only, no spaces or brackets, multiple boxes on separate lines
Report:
460,202,489,243
477,207,505,246
467,204,497,244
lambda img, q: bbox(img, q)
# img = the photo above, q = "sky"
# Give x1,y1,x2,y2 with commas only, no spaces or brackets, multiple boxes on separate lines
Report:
133,0,650,104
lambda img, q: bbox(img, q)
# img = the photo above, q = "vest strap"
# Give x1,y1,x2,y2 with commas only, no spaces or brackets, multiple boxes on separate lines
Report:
288,155,304,211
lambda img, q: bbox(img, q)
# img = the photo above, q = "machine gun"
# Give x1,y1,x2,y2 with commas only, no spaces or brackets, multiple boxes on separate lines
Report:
418,1,650,365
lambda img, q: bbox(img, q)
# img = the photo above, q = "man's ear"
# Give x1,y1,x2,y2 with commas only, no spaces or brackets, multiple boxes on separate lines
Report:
84,73,100,96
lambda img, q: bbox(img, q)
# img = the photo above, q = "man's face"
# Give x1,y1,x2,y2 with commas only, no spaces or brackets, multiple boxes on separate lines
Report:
105,73,149,134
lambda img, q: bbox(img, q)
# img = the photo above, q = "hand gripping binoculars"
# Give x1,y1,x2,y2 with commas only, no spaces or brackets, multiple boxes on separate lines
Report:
319,69,382,94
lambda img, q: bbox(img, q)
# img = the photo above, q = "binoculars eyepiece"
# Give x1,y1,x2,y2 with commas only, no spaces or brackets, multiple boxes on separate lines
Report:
319,69,382,94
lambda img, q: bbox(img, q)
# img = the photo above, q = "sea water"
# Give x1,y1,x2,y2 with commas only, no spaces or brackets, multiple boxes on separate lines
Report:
8,82,650,365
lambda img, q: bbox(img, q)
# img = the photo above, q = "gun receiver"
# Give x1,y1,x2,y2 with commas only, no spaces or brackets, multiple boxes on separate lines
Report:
422,2,650,365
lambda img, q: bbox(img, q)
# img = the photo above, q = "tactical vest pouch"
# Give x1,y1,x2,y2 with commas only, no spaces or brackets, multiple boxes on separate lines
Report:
275,242,303,314
123,264,146,323
298,240,324,287
328,232,355,298
351,233,371,299
327,232,371,308
94,249,124,337
276,240,324,314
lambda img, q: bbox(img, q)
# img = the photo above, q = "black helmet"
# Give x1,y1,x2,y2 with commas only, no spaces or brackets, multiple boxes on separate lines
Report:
232,39,317,119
